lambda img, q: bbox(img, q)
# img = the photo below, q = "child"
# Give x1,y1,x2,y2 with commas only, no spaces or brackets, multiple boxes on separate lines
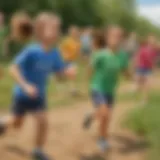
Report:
81,27,93,58
0,13,74,160
60,25,81,95
134,35,157,105
3,12,32,57
83,26,129,152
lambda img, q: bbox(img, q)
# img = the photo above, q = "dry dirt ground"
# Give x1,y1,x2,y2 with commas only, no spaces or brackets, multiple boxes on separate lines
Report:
2,73,159,160
0,102,147,160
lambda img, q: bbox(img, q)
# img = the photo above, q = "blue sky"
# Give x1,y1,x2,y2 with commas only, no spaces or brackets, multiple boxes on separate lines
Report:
137,0,160,26
138,0,160,5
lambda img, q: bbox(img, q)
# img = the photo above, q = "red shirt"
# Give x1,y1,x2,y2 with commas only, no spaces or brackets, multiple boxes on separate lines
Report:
136,45,157,69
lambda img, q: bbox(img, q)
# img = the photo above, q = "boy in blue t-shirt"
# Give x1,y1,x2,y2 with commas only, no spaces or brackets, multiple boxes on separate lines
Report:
0,13,75,160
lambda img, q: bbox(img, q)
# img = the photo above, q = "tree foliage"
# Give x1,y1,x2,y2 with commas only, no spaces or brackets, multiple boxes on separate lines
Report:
0,0,159,35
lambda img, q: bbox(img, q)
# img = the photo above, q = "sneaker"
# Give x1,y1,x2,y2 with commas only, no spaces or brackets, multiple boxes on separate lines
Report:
83,113,93,129
32,150,51,160
97,138,110,152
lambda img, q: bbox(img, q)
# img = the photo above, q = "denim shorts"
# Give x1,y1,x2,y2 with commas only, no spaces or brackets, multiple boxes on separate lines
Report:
91,91,114,108
136,68,152,76
12,96,46,116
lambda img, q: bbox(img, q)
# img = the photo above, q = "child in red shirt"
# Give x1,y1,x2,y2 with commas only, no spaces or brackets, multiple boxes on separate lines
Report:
135,35,157,105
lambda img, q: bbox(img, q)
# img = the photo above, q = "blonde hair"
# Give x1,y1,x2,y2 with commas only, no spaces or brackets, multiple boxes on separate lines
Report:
34,12,61,40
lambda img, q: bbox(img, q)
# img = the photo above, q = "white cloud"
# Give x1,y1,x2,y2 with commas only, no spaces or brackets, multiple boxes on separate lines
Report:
138,5,160,26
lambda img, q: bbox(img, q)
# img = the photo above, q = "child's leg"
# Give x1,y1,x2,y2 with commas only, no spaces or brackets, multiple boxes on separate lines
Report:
33,111,48,150
142,75,150,104
67,64,81,96
0,115,25,135
97,104,111,139
136,74,149,104
32,111,50,160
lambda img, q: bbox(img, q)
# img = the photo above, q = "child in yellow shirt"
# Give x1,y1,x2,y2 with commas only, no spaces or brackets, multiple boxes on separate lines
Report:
60,26,81,95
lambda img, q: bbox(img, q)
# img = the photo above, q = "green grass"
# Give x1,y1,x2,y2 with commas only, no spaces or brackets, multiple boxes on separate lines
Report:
124,91,160,160
0,61,89,109
0,61,140,109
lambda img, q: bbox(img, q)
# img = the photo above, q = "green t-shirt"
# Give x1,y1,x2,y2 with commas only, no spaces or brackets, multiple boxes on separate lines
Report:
90,49,128,95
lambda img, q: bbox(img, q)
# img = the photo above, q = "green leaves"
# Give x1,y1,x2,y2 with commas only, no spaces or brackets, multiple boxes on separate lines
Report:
0,0,159,35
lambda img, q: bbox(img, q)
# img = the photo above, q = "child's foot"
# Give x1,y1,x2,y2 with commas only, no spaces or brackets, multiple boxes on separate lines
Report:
32,150,51,160
97,138,110,153
0,120,6,136
83,113,93,129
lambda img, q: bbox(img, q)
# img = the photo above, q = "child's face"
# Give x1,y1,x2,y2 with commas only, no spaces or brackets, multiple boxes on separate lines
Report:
41,17,61,45
106,28,123,49
69,27,80,39
11,19,22,41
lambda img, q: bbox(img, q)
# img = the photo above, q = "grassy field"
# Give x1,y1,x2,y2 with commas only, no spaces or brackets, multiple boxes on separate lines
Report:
124,89,160,160
0,61,90,109
0,61,134,109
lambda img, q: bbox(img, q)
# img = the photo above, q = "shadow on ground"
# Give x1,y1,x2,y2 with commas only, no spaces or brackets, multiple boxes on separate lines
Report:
5,145,29,157
111,134,149,154
79,154,108,160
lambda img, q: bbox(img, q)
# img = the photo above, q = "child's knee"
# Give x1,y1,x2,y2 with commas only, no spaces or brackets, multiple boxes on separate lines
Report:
35,112,48,128
99,110,108,120
13,117,24,129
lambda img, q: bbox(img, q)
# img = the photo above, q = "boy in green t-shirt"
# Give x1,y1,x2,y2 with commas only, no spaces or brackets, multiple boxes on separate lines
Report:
83,26,129,152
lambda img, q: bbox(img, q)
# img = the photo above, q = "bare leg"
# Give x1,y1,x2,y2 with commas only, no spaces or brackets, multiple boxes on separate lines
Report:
33,111,48,149
32,111,50,160
0,115,25,135
98,104,111,138
136,75,149,105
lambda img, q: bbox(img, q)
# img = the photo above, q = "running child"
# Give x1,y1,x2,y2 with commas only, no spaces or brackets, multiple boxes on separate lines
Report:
134,35,157,105
0,13,75,160
81,27,93,59
3,12,32,57
60,25,81,95
83,26,129,152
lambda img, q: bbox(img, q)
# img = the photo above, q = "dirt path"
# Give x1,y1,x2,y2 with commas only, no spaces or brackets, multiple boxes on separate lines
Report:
0,98,147,160
3,72,160,160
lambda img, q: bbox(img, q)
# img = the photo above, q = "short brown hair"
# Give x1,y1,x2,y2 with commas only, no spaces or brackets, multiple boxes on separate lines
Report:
92,29,105,49
11,12,33,41
19,21,33,38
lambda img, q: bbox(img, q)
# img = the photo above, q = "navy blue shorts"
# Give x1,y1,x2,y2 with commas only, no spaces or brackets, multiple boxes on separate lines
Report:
91,91,114,108
136,68,152,76
12,96,46,116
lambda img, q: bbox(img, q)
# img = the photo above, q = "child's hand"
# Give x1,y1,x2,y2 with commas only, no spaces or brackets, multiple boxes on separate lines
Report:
65,65,77,79
23,84,38,98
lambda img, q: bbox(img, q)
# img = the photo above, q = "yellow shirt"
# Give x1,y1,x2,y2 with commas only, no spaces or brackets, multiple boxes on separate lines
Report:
60,37,81,62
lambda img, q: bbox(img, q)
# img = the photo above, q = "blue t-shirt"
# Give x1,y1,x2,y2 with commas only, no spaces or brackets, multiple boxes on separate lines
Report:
13,44,65,99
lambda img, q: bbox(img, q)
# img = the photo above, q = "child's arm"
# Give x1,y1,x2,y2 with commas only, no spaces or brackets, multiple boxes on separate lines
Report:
52,50,76,81
10,64,28,89
10,64,37,98
10,50,38,97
